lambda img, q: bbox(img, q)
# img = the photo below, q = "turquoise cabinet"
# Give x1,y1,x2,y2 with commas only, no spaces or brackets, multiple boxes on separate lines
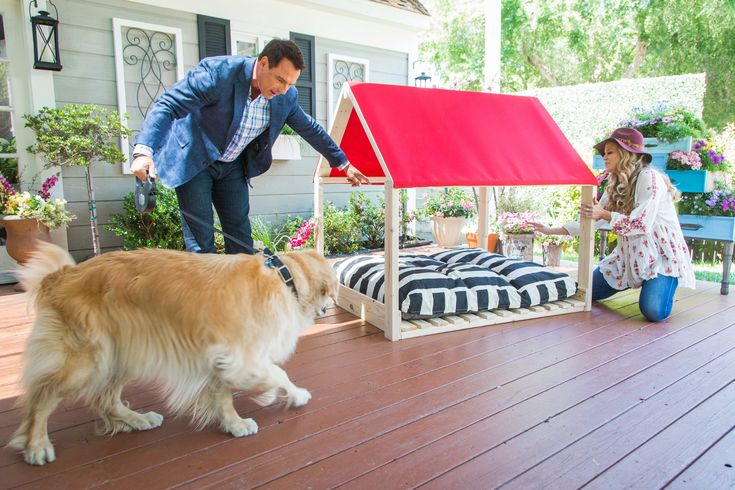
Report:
665,170,714,193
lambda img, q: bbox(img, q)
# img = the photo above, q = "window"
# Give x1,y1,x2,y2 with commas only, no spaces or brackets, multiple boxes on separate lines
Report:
0,13,18,186
232,33,271,57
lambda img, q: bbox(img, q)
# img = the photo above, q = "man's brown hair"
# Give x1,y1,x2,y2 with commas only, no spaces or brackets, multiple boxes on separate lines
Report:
258,39,305,71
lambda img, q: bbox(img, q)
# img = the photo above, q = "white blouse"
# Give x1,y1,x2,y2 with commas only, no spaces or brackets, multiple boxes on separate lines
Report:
564,167,696,290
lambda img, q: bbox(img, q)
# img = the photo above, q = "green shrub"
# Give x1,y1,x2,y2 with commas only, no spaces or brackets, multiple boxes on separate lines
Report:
251,215,298,252
349,192,384,249
105,186,185,250
323,202,361,255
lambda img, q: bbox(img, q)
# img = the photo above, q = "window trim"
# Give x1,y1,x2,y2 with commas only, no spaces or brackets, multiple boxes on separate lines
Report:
112,18,184,173
326,53,369,130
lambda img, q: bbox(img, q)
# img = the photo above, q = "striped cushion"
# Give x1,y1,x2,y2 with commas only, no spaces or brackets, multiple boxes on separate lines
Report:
333,255,521,319
430,248,577,307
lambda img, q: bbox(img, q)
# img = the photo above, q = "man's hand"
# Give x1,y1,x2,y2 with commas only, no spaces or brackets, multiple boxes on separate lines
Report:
131,155,157,181
344,163,370,187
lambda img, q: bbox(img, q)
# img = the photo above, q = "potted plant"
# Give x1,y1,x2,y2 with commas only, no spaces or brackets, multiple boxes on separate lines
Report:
497,211,536,261
420,188,476,247
665,139,729,193
538,233,571,267
272,124,301,160
24,104,131,256
0,173,74,263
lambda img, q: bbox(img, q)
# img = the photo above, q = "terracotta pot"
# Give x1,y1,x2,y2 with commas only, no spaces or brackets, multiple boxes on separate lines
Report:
0,216,52,264
432,217,466,247
503,233,534,261
466,232,499,251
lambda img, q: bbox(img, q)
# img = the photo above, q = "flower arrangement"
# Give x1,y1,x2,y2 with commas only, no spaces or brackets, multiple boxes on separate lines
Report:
667,139,728,172
537,233,572,249
497,211,536,234
667,150,702,170
288,217,316,250
0,173,74,229
617,106,705,143
420,188,476,219
678,183,735,217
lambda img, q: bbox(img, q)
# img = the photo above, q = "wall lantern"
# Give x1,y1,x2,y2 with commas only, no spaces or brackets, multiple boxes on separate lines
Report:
29,0,62,71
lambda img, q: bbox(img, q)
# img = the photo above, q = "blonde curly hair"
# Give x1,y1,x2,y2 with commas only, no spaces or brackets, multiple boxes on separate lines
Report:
605,146,679,215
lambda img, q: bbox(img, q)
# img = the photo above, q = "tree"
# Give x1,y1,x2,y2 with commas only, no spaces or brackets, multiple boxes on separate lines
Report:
24,105,131,256
419,0,735,129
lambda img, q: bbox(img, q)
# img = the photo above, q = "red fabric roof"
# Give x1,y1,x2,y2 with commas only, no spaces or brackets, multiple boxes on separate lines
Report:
329,83,596,188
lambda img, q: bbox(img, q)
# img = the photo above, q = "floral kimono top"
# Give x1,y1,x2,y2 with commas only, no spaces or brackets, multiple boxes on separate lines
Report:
564,167,696,290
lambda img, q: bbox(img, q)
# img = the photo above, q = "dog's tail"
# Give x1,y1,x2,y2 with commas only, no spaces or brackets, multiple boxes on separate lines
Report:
15,241,75,302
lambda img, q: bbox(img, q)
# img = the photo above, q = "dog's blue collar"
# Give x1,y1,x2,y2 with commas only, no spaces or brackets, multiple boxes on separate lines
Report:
263,248,299,300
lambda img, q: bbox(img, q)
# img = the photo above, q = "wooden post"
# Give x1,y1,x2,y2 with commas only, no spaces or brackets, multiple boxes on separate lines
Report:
384,180,401,340
314,177,324,255
578,185,596,310
478,187,490,250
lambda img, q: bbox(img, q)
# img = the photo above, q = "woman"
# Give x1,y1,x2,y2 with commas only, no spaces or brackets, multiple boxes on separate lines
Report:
533,127,695,322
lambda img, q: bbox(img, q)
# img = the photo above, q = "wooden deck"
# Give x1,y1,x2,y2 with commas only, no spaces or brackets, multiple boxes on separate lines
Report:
1,281,735,489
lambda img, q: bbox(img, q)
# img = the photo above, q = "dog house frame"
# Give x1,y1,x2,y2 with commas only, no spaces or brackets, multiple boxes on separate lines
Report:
314,83,598,341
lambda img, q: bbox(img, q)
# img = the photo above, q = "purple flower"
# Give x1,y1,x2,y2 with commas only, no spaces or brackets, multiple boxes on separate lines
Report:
693,140,707,151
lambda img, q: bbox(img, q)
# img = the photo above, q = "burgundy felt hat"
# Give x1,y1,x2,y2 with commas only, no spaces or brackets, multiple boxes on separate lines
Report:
594,127,652,163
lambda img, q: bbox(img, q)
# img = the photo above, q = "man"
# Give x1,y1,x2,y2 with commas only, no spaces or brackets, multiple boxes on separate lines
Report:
131,39,369,254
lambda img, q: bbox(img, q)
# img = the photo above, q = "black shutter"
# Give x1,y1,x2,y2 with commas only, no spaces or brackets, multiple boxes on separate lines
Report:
197,15,231,60
290,32,316,117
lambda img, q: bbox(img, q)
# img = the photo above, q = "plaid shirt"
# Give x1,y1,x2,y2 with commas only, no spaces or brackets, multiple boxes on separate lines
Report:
220,93,270,162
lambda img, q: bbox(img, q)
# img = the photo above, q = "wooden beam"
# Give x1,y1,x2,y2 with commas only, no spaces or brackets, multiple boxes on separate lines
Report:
314,177,324,254
478,187,490,250
577,185,596,311
384,180,401,340
315,84,354,178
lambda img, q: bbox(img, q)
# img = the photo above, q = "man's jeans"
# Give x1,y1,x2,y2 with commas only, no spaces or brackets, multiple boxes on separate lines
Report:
591,268,679,322
175,161,253,254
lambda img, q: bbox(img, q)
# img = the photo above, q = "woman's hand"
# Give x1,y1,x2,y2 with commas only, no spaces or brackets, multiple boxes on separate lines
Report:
580,198,611,221
530,222,553,235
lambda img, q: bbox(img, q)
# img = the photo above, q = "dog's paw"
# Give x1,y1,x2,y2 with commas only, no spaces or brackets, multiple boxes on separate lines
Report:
224,417,258,437
116,410,164,432
288,387,312,407
23,440,56,465
140,411,164,429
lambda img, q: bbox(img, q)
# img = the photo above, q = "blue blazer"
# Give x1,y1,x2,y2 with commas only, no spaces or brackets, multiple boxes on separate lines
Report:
136,56,348,188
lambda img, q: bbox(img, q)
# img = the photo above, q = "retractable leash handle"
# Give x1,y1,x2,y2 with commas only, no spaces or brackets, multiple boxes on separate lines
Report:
134,174,158,214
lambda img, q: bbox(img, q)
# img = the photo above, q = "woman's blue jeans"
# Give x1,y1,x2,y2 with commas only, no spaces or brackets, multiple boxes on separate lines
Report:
591,268,678,322
175,161,253,254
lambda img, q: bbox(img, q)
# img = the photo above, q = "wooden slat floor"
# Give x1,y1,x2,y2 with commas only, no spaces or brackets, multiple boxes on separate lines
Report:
1,281,735,489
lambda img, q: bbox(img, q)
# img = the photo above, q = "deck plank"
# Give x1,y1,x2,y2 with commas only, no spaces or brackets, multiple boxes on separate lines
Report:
0,281,732,490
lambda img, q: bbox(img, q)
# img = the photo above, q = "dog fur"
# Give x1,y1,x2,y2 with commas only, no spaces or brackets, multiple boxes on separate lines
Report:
8,242,338,465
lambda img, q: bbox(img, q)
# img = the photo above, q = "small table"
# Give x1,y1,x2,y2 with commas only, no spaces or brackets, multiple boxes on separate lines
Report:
598,214,734,295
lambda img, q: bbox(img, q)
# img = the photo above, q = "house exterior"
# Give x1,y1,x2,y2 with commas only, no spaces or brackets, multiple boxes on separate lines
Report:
0,0,429,268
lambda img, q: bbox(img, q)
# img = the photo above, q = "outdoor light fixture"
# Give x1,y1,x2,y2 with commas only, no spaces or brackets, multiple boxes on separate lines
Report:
29,0,62,71
414,72,431,88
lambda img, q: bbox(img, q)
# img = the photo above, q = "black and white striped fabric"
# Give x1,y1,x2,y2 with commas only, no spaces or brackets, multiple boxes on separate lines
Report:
333,255,521,319
430,248,577,307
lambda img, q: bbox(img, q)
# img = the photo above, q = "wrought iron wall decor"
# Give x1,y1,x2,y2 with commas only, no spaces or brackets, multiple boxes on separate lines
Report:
28,0,62,71
122,27,176,118
331,60,365,91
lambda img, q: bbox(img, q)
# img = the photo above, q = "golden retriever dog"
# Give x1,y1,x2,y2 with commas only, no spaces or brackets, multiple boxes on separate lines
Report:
8,242,338,465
